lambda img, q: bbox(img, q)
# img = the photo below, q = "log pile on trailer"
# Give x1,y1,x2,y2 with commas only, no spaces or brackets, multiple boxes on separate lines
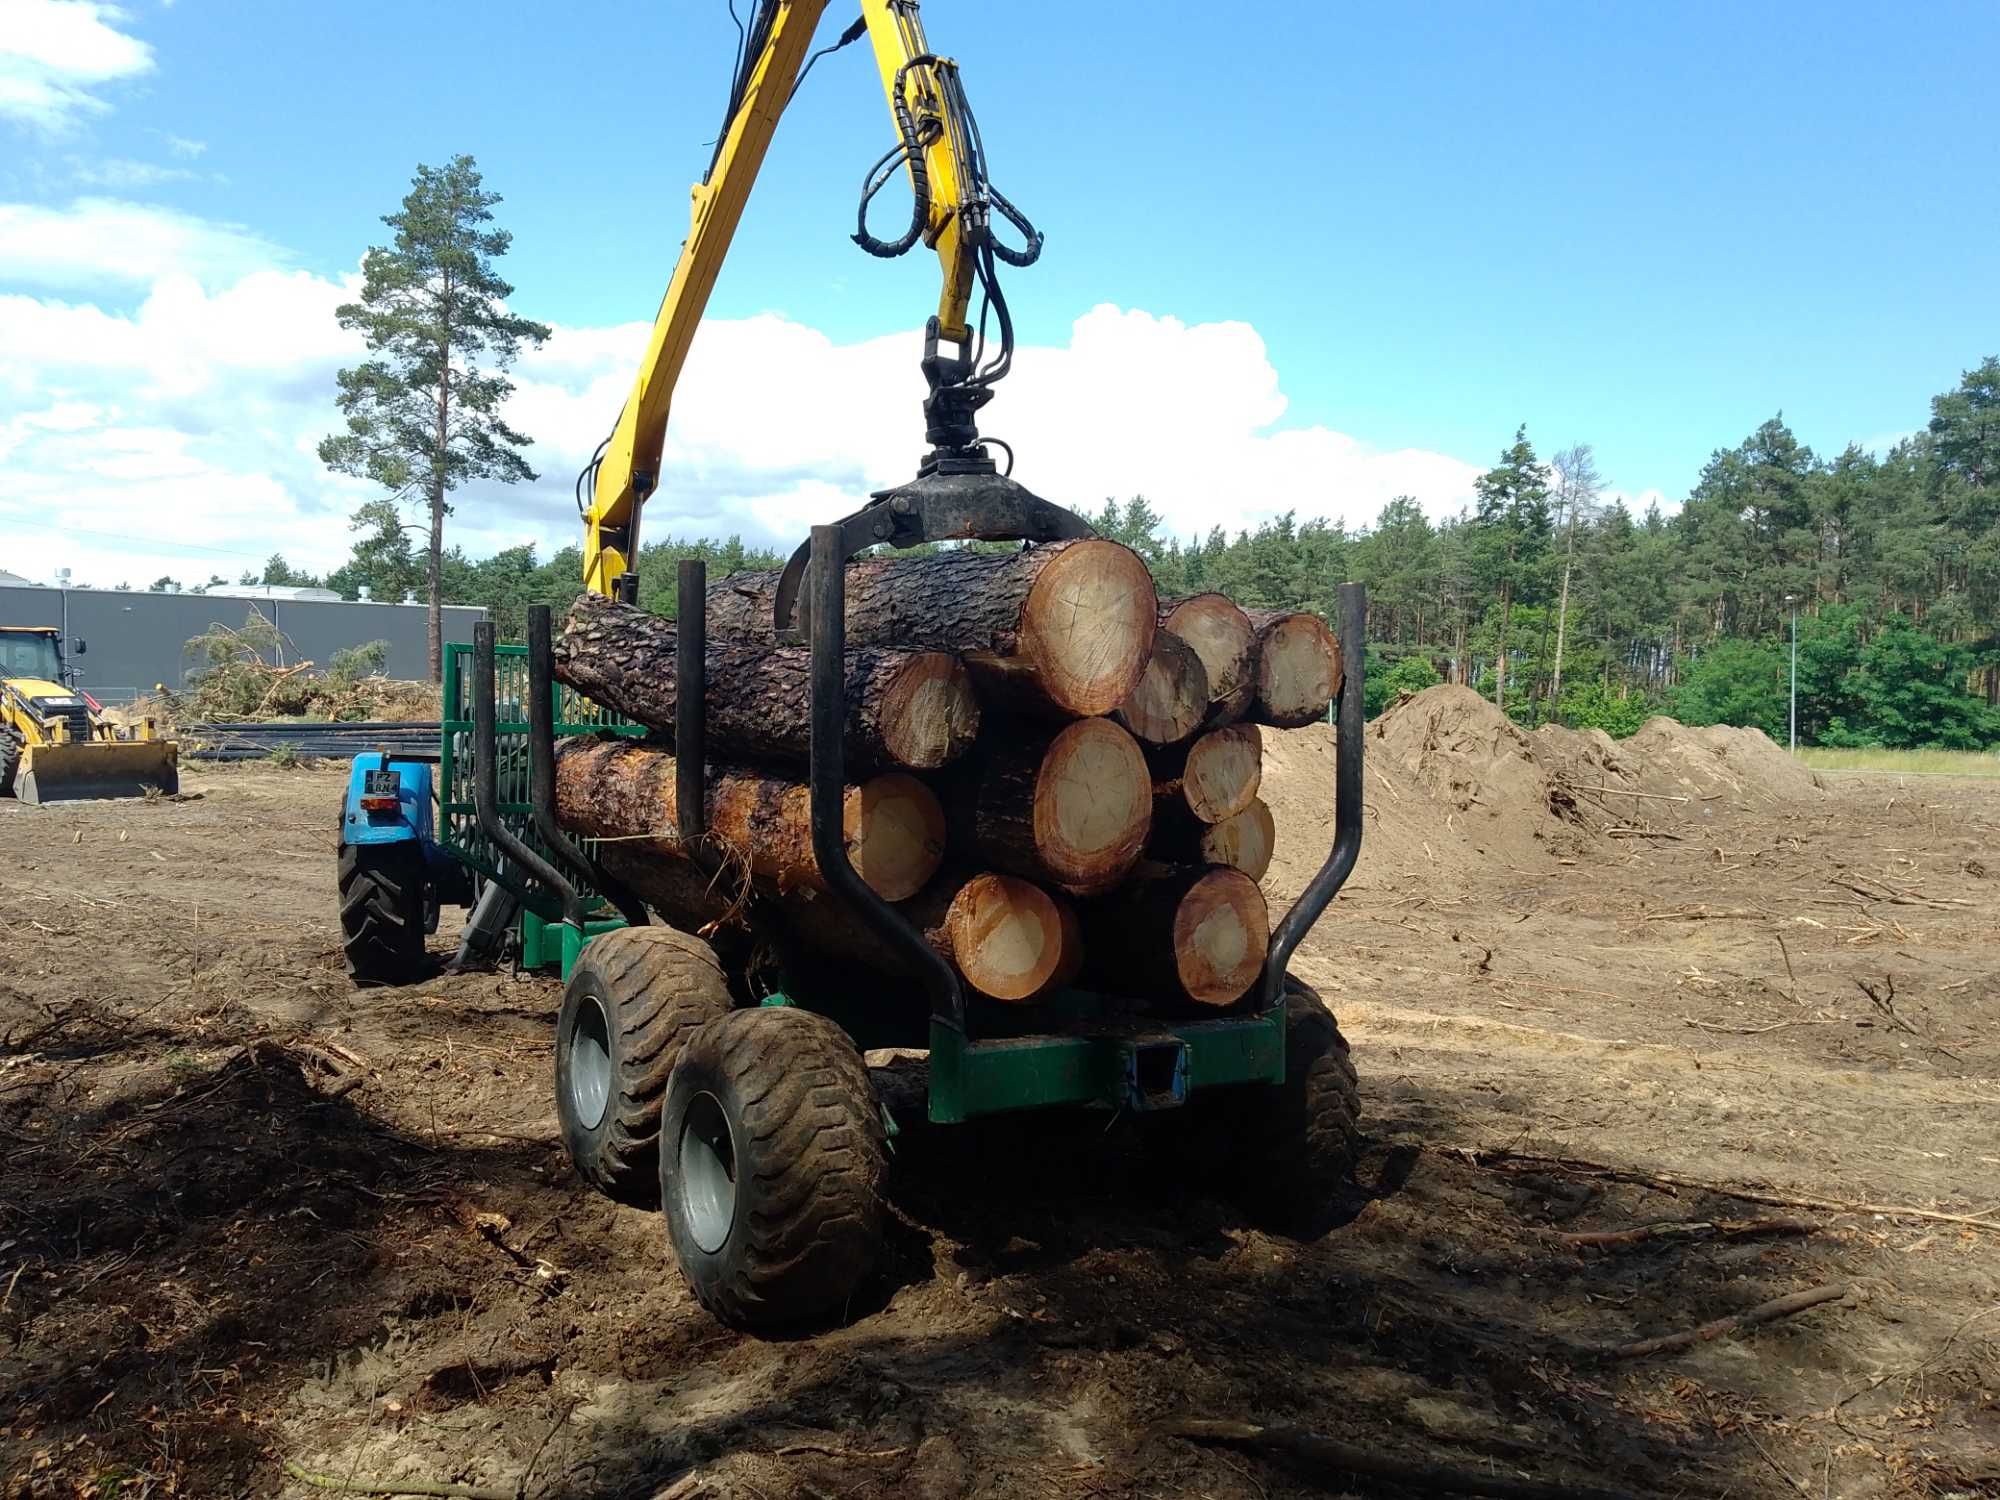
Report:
550,539,1339,1008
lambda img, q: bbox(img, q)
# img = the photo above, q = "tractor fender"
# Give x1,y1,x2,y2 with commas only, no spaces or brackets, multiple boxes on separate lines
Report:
340,752,434,848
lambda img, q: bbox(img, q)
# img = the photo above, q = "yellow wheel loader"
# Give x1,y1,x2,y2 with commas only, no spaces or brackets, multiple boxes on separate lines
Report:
0,626,178,804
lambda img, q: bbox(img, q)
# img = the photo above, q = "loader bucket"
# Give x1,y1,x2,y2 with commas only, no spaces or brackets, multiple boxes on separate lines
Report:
17,739,179,804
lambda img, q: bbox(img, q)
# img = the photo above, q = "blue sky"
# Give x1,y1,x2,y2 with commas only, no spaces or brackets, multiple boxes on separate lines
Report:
2,0,1996,585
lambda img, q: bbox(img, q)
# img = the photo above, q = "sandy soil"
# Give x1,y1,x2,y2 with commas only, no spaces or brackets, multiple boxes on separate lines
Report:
2,689,1996,1499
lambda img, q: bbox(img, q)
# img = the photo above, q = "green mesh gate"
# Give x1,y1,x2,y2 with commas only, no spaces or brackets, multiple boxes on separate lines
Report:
439,639,645,917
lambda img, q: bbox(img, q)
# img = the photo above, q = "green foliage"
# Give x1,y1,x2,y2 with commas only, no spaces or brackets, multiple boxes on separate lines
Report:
1845,618,2000,749
326,640,390,689
239,553,323,589
183,613,289,717
1364,652,1442,718
1556,678,1656,738
1672,639,1788,741
326,498,424,603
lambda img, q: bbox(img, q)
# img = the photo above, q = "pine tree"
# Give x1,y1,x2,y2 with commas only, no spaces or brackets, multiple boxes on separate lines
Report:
320,154,549,680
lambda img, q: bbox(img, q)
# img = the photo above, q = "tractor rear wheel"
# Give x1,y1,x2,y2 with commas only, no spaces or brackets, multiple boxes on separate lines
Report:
1231,977,1362,1231
337,842,428,987
556,926,730,1205
660,1007,887,1332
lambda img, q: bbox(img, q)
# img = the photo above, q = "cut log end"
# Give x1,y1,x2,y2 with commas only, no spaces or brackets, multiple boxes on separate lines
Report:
1176,723,1264,824
1198,798,1276,882
1172,868,1270,1006
845,772,946,902
1162,593,1255,724
1113,630,1210,746
1253,612,1341,728
879,651,983,769
1019,540,1159,716
944,874,1072,1002
1033,717,1153,894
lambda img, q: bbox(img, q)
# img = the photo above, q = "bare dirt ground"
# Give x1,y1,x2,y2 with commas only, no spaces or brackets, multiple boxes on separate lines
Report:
3,688,1996,1499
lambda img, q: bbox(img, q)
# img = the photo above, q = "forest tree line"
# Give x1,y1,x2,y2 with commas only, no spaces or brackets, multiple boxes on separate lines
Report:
241,355,2000,749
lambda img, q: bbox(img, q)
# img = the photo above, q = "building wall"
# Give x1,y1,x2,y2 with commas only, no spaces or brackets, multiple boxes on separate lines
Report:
0,586,484,702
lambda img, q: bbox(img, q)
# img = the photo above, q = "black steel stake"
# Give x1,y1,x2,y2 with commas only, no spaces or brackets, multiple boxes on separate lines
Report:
1259,581,1368,1010
801,524,963,1028
675,558,707,841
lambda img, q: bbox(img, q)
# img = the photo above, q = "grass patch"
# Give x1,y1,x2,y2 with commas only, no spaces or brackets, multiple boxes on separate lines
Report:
1799,746,2000,777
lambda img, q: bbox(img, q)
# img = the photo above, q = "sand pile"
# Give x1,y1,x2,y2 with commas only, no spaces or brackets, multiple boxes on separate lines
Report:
1259,686,1595,902
1256,686,1827,905
1616,718,1828,805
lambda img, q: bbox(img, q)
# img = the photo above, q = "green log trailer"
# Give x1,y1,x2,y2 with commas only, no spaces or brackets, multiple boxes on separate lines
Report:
336,476,1366,1331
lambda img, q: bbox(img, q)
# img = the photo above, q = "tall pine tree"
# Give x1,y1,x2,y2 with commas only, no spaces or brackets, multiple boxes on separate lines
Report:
320,155,549,680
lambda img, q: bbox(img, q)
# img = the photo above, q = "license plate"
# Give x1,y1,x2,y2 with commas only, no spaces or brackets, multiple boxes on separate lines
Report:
364,769,401,798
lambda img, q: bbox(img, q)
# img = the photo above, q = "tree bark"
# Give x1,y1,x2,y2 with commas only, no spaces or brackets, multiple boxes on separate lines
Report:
428,273,452,685
1243,610,1341,728
1159,594,1255,725
1551,503,1580,712
705,539,1157,718
1151,723,1262,825
1112,630,1209,746
553,736,943,901
945,717,1152,895
1149,797,1275,882
1086,867,1268,1007
553,592,980,772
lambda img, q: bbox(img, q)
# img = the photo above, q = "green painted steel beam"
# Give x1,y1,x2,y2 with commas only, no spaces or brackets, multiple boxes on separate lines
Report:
926,1006,1284,1124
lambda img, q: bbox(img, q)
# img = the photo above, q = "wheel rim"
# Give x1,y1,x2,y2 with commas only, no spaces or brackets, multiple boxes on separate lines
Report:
566,994,613,1131
677,1091,737,1254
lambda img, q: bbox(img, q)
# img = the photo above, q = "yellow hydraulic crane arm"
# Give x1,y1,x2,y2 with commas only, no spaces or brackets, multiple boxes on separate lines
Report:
582,0,1013,601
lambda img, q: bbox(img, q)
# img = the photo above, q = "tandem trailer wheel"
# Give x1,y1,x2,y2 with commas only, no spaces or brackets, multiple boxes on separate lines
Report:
556,925,732,1206
659,1006,888,1332
1233,977,1363,1231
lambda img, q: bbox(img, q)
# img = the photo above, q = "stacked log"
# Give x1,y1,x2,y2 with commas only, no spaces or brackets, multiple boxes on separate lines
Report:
1159,594,1255,726
553,591,980,771
553,538,1340,1011
704,539,1157,718
1245,609,1341,728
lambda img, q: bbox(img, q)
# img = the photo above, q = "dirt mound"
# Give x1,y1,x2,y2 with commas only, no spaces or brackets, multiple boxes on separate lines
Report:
1258,688,1829,903
1259,686,1595,902
1619,717,1827,806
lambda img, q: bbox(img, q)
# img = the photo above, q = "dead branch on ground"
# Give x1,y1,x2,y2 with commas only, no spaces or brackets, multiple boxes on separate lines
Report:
1592,1283,1850,1360
1458,1149,2000,1236
1560,1216,1817,1250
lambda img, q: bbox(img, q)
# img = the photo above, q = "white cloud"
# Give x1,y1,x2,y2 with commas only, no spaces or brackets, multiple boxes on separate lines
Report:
500,304,1484,551
0,0,153,133
0,202,1484,591
0,197,290,291
162,133,203,158
68,155,199,188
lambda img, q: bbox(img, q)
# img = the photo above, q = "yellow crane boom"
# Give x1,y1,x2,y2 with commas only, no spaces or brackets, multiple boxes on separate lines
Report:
580,0,1039,600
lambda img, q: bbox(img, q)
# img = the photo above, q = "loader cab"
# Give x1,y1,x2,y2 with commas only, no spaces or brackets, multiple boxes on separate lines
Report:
0,628,65,687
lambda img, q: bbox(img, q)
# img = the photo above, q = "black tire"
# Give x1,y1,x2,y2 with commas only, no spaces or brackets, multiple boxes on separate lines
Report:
1232,977,1362,1231
557,926,731,1205
338,841,428,987
660,1007,887,1332
0,727,21,799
